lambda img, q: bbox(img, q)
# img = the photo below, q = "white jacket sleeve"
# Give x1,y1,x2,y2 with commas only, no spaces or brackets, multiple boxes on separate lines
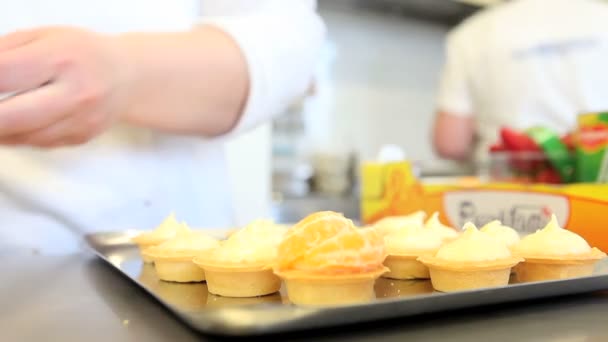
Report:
436,29,474,117
199,0,326,136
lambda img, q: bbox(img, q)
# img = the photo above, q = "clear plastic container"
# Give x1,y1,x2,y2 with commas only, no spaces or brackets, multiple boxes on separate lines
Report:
484,151,575,184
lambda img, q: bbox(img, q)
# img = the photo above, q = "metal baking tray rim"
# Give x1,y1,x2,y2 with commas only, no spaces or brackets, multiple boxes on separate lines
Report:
85,231,608,336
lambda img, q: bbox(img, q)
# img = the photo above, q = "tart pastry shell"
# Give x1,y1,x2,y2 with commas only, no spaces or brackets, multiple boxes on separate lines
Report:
514,248,606,282
418,256,523,292
275,267,388,306
193,257,281,298
383,253,435,280
154,260,206,283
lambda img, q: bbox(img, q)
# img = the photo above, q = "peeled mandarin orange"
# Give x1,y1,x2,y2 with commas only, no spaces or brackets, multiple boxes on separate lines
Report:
278,211,352,268
277,212,386,274
294,228,385,273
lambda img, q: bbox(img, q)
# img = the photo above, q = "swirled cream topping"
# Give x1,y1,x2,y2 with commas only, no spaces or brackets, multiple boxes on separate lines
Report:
384,226,443,255
435,223,512,262
424,212,459,241
207,219,290,264
151,230,219,253
373,211,426,237
133,213,190,245
480,220,520,248
513,215,591,257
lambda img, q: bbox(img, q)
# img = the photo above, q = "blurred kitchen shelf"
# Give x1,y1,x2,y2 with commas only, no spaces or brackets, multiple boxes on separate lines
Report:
453,0,500,6
347,0,489,24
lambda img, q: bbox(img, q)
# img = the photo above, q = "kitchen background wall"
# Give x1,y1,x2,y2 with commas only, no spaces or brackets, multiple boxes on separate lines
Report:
307,1,449,162
269,0,488,221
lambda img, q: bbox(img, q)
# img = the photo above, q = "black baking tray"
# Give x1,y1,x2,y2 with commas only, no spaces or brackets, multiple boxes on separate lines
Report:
86,230,608,337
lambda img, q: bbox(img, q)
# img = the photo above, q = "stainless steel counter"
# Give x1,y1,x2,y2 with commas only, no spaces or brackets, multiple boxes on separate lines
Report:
3,249,608,341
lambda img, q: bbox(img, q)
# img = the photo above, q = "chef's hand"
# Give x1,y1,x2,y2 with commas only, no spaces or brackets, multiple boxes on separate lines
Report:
0,27,130,147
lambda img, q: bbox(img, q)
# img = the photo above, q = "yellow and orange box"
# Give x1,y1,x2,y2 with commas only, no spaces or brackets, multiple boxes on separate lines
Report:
361,161,608,252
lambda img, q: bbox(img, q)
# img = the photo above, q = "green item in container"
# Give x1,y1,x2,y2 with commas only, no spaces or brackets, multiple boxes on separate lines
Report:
526,126,575,183
576,112,608,183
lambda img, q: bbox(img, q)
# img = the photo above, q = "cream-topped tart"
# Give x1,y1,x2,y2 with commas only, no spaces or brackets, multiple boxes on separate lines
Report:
419,223,522,292
512,215,606,282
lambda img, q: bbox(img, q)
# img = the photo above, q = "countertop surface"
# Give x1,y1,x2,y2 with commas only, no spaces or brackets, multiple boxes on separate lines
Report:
4,249,608,342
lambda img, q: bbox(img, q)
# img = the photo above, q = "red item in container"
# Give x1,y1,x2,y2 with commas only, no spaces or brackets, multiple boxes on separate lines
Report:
489,143,507,152
535,168,562,184
500,127,541,151
498,127,542,172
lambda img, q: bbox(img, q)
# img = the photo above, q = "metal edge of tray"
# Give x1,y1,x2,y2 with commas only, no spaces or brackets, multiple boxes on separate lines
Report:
85,231,608,337
176,273,608,336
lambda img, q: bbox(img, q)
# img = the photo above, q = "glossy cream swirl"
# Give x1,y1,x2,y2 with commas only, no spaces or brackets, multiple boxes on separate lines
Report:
133,213,190,244
480,220,520,248
384,226,443,255
513,215,591,257
436,223,512,262
153,230,219,252
208,220,289,264
373,211,426,237
425,212,459,241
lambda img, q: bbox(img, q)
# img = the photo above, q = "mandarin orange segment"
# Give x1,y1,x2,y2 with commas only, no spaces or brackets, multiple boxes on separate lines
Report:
290,211,342,230
277,211,386,274
295,228,386,273
278,211,353,268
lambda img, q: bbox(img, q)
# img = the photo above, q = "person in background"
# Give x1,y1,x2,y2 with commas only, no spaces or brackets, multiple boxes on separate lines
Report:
0,0,325,253
433,0,608,161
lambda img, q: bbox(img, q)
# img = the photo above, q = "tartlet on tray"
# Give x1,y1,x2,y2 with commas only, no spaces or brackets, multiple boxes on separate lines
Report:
382,225,443,280
419,223,522,292
143,230,218,282
274,211,387,306
132,213,189,263
512,215,606,282
193,220,288,298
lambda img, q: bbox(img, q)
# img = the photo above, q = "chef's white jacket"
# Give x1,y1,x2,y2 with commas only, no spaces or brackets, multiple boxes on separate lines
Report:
0,0,325,253
437,0,608,159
